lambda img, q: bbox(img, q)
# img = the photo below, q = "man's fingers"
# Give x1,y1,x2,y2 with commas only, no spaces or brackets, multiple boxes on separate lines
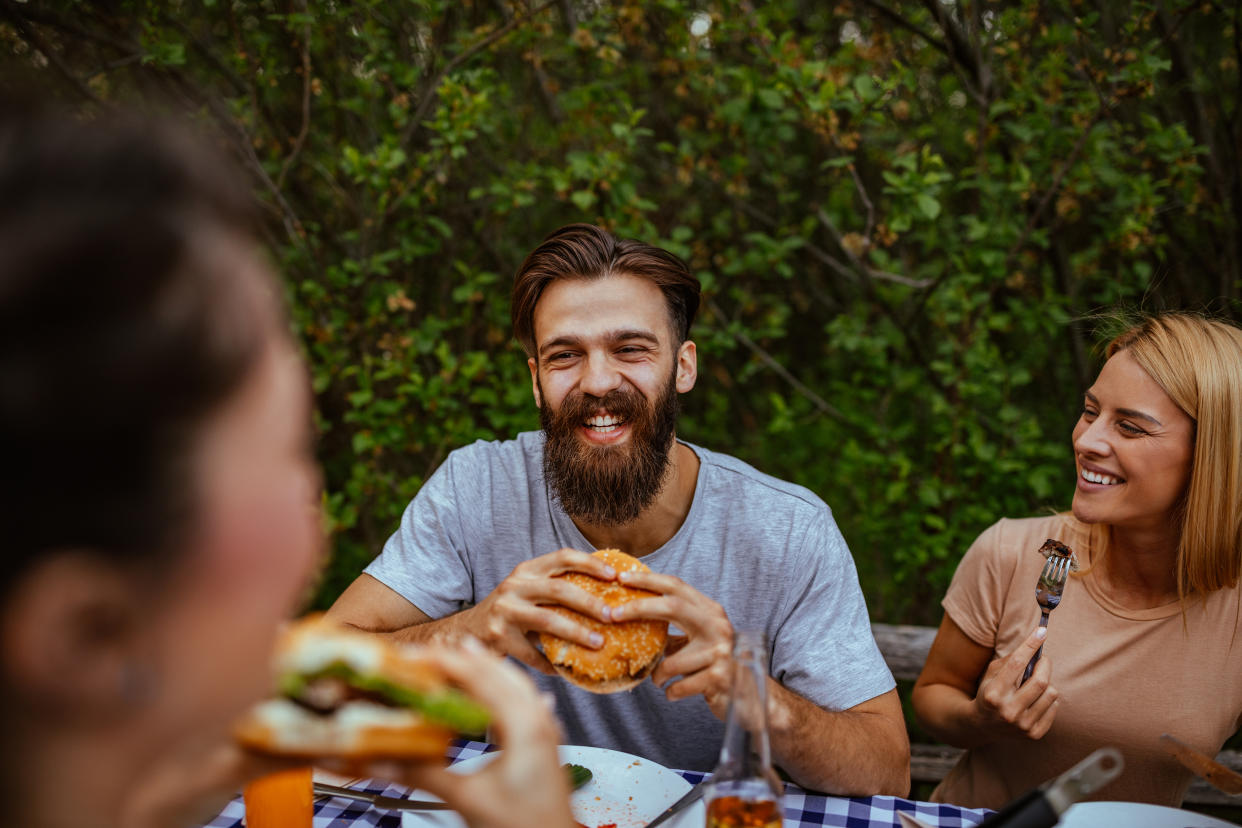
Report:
535,548,619,580
652,640,722,685
608,595,678,625
536,580,614,623
616,568,685,595
495,593,605,649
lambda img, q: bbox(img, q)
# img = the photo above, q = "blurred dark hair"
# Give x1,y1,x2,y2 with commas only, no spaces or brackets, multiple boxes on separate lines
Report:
0,105,269,599
511,223,701,357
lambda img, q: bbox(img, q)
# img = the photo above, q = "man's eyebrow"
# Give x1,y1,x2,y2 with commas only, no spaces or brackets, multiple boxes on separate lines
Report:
537,329,660,355
1084,391,1163,426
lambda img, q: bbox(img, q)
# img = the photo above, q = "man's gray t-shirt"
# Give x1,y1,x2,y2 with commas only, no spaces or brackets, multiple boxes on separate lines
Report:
365,431,893,771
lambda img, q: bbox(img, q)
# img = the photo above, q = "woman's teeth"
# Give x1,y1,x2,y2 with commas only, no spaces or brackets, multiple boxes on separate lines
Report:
1081,469,1122,485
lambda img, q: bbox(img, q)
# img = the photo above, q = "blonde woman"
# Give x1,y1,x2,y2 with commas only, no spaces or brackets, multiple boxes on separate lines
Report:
912,313,1242,809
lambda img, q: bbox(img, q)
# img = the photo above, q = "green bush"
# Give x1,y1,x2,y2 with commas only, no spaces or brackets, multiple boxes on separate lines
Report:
5,0,1238,622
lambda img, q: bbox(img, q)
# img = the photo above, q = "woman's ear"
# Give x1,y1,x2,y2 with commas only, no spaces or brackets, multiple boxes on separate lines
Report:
2,552,153,719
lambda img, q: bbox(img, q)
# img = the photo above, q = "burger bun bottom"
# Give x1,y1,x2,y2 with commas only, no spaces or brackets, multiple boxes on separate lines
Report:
550,655,662,694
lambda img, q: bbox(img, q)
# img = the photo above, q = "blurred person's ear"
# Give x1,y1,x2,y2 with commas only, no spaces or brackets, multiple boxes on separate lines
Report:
2,552,153,718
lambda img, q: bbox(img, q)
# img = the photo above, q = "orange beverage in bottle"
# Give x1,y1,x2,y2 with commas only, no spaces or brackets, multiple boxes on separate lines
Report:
705,794,781,828
243,766,312,828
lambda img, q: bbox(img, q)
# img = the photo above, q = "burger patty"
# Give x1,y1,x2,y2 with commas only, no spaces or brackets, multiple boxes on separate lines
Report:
289,676,400,715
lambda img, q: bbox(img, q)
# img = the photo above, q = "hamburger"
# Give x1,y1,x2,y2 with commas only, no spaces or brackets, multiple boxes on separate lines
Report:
538,549,668,693
234,614,489,760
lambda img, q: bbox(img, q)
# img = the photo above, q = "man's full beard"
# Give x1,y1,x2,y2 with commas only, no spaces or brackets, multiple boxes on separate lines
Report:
539,369,680,527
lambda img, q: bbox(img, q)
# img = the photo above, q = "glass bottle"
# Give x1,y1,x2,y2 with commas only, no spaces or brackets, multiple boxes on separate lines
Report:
703,630,783,828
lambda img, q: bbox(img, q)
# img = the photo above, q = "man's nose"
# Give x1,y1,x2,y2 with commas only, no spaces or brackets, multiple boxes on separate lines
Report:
579,352,623,398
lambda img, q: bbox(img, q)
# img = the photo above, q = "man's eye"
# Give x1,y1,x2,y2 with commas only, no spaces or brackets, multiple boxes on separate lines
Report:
549,352,575,362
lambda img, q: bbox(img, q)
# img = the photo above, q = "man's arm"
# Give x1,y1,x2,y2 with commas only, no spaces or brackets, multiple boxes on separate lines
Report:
325,573,476,643
611,569,909,795
768,683,909,796
326,550,618,673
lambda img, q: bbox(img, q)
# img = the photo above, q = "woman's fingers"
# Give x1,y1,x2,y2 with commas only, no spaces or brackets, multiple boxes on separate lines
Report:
1001,627,1047,686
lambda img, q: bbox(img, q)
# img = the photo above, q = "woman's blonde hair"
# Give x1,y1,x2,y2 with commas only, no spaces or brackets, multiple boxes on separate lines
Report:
1105,313,1242,597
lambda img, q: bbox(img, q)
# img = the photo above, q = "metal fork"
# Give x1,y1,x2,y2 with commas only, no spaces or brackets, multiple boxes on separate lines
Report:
1021,540,1073,685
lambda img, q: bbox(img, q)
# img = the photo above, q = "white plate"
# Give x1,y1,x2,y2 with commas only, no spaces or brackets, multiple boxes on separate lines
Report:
1059,801,1239,827
401,745,706,828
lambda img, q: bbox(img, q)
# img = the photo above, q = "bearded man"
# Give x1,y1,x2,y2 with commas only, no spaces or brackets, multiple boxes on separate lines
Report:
327,224,909,795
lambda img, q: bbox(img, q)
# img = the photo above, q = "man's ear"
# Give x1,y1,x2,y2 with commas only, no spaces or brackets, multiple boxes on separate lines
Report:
675,340,697,393
528,356,542,408
2,552,152,719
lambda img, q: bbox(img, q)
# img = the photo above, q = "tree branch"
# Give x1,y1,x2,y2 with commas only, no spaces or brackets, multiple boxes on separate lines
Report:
277,7,314,191
1002,109,1101,270
816,207,934,288
401,0,558,147
705,298,848,423
1,4,104,105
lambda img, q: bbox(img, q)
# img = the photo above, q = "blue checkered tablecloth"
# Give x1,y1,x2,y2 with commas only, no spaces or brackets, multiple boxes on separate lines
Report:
202,740,992,828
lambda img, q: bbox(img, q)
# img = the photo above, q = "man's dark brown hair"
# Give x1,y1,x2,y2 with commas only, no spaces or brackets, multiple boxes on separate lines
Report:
511,223,701,357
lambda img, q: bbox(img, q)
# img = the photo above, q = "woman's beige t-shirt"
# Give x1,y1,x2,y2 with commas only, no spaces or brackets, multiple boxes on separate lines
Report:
931,514,1242,810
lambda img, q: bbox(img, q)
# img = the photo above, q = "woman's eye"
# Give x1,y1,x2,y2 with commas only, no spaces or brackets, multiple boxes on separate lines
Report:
1080,406,1098,418
1118,421,1146,435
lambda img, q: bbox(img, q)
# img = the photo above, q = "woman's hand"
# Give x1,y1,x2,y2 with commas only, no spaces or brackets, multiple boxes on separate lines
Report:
377,638,576,828
971,627,1060,740
913,616,1061,749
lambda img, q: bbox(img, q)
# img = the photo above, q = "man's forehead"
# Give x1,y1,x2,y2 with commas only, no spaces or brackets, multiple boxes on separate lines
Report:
532,274,675,345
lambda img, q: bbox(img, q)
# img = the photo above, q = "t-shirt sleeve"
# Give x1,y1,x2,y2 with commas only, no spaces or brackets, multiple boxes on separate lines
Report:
770,507,896,710
362,452,477,620
941,519,1010,649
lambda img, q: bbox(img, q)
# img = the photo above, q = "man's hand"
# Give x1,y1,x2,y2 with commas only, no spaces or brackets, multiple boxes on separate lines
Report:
466,548,619,673
971,627,1060,740
607,569,735,716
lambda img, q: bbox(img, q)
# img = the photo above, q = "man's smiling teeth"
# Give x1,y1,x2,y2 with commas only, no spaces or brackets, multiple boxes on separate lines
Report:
585,415,625,432
1081,469,1123,485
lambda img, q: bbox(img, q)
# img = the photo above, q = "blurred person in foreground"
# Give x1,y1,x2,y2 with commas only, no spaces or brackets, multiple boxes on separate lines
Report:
327,223,910,795
0,106,573,828
912,313,1242,809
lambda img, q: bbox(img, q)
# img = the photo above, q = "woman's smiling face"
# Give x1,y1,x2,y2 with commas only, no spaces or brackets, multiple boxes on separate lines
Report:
1071,349,1195,537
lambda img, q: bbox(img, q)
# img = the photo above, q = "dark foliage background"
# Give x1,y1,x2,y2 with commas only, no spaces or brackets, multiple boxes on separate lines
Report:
3,0,1238,624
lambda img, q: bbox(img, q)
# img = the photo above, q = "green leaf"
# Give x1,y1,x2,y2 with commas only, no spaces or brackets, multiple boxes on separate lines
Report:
916,193,941,220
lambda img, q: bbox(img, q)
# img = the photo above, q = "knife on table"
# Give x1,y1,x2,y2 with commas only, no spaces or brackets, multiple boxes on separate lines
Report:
642,781,707,828
1160,733,1242,796
313,782,452,811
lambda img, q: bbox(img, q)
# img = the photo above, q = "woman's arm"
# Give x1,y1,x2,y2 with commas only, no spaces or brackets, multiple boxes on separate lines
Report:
911,615,1059,748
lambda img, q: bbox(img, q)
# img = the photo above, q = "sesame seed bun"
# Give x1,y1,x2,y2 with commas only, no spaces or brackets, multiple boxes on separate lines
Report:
538,549,668,694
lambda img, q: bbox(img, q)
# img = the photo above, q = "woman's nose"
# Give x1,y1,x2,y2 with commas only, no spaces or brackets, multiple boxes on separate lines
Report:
1073,417,1111,457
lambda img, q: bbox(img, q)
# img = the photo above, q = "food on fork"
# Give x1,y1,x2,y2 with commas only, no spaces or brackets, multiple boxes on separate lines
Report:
234,614,489,759
538,549,669,693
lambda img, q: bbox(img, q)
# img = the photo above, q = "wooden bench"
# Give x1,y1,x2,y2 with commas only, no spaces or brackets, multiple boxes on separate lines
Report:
871,622,1242,807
